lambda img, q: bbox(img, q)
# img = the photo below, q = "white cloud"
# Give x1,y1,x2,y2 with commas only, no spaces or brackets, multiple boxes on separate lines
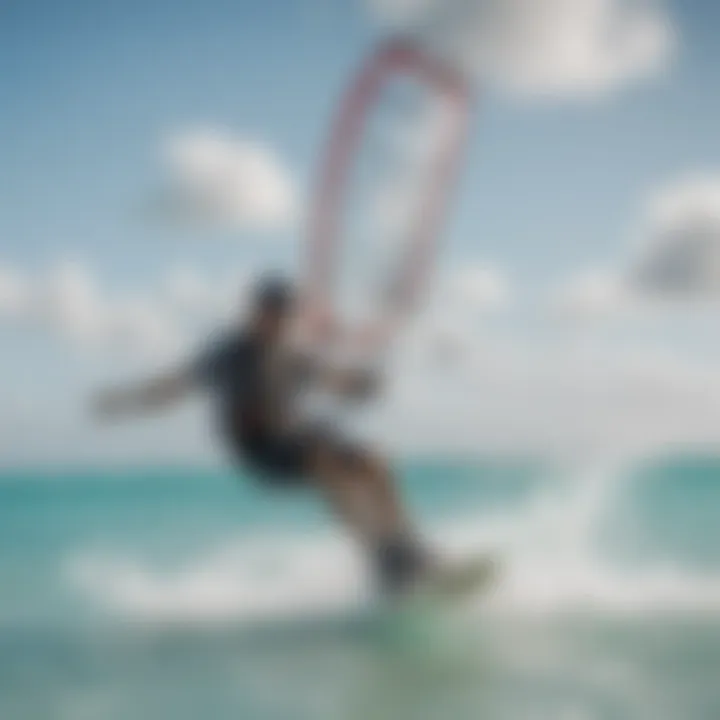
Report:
0,260,186,360
158,264,259,328
161,264,235,324
552,268,628,318
379,334,720,457
633,176,720,297
555,175,720,319
389,262,510,372
448,263,510,311
0,264,29,317
4,255,719,460
39,261,107,344
104,298,185,359
413,263,511,338
369,0,674,97
159,129,297,232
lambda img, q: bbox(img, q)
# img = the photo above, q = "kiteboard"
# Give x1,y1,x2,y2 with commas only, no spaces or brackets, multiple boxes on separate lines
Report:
367,553,501,649
398,553,500,606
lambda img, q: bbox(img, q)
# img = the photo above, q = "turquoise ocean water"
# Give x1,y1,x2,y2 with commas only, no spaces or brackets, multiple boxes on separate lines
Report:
1,457,720,719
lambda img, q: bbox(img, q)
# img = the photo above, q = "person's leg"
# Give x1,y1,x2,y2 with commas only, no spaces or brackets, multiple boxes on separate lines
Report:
242,432,398,540
306,443,399,539
307,442,431,592
242,430,431,593
351,451,414,538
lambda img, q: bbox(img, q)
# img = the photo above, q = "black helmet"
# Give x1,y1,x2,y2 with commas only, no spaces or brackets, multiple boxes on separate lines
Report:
253,274,295,312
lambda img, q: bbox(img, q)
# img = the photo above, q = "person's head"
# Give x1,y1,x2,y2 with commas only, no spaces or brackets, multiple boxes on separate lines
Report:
249,275,296,340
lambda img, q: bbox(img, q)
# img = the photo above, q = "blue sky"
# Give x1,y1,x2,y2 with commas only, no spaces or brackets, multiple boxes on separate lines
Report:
3,0,720,464
5,0,719,278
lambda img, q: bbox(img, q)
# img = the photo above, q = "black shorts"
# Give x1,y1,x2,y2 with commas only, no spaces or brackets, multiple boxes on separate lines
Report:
236,426,363,488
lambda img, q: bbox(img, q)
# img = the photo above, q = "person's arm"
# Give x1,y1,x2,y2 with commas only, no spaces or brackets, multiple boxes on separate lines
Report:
91,366,195,421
